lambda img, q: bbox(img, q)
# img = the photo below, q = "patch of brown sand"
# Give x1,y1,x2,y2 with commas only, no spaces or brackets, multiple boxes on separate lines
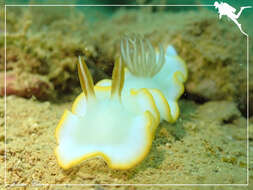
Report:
0,96,250,190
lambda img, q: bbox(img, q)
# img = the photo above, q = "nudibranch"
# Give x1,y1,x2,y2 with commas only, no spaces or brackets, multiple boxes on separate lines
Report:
55,56,160,170
96,35,187,123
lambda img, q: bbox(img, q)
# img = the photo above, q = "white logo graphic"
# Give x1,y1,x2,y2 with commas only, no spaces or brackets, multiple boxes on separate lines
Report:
214,1,251,36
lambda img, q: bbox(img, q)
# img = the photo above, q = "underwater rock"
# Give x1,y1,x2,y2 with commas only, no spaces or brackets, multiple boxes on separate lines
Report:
196,101,241,124
0,71,54,100
89,9,251,116
1,7,251,116
0,7,93,100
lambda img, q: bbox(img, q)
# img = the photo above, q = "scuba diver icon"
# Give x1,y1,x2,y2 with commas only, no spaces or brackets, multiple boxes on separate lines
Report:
214,1,251,35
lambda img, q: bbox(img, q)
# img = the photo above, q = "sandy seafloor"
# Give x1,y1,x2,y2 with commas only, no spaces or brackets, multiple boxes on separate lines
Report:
0,1,253,190
0,96,252,189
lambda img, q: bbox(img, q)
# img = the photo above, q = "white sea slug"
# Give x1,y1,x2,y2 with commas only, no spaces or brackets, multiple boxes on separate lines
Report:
97,35,187,123
55,56,160,170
